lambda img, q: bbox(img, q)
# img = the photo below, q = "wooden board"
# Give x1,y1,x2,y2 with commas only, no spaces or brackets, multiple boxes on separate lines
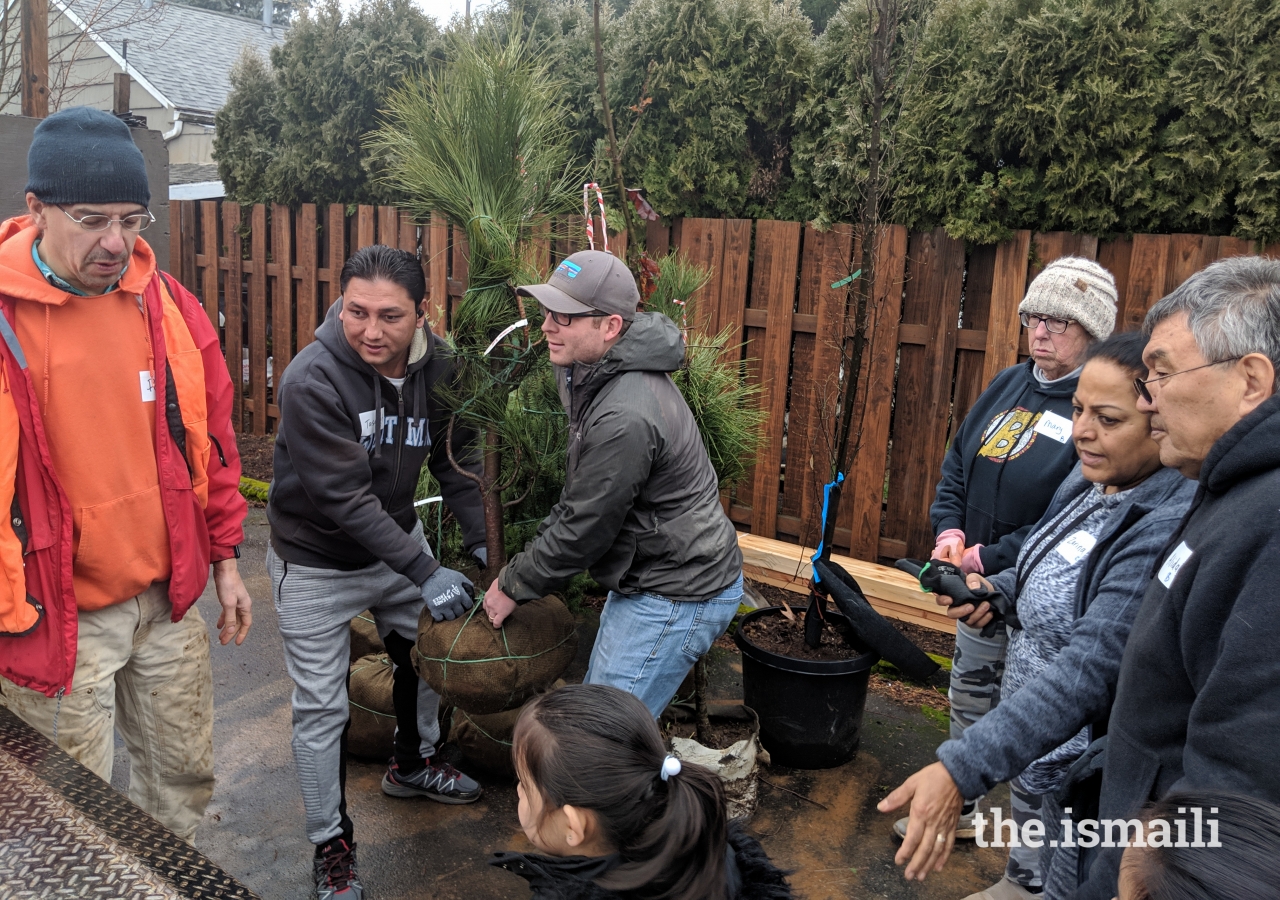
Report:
221,202,244,432
884,228,965,559
427,215,449,335
179,200,198,291
981,230,1032,387
748,220,803,540
271,204,293,380
296,204,318,352
1119,234,1170,332
793,225,857,548
645,220,670,258
357,205,375,249
842,225,908,560
199,201,219,331
737,532,954,633
325,204,345,315
951,243,995,438
714,219,753,355
248,204,268,434
676,217,727,334
378,205,398,247
398,209,417,254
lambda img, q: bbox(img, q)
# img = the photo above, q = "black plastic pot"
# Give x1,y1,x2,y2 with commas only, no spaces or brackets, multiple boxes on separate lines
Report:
734,606,879,769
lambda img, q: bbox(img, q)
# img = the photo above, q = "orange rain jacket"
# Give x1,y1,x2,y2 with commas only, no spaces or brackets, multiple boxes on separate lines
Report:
0,216,245,697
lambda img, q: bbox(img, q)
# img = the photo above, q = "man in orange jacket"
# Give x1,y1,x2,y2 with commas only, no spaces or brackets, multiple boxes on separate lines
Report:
0,107,250,842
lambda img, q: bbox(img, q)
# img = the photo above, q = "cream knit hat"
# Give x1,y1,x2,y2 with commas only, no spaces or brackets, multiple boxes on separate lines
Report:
1018,257,1118,341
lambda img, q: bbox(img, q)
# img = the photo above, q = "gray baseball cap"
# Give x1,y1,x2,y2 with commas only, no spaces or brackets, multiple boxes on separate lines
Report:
516,250,639,322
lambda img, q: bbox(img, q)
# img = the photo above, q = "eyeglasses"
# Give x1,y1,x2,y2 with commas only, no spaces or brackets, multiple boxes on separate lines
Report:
1020,312,1074,334
58,206,154,233
1133,358,1242,404
539,304,609,328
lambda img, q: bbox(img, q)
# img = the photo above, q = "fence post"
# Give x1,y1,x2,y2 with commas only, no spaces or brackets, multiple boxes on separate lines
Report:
296,204,318,351
222,203,244,432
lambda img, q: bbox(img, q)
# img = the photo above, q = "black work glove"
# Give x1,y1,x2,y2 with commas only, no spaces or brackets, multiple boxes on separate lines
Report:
420,567,475,622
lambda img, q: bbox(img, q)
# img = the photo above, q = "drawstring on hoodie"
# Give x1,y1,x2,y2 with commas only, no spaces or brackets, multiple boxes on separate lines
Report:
373,376,383,459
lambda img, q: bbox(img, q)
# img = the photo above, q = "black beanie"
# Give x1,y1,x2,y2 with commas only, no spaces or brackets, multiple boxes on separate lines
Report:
25,106,151,207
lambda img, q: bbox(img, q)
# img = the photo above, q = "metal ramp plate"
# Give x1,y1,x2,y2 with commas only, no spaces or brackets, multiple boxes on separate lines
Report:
0,707,258,899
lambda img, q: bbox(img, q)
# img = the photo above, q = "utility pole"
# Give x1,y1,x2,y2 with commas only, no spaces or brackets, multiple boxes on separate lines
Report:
21,0,49,118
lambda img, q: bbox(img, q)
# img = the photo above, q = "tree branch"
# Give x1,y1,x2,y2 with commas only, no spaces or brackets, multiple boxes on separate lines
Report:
445,414,487,490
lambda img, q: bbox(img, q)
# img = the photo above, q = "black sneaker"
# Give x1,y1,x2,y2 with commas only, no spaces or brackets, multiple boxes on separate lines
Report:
381,757,483,804
313,839,362,900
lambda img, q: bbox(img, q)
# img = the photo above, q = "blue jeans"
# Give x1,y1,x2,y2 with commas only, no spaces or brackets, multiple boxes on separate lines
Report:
584,574,744,716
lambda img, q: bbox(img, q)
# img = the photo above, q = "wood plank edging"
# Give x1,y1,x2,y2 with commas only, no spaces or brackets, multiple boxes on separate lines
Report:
738,532,955,634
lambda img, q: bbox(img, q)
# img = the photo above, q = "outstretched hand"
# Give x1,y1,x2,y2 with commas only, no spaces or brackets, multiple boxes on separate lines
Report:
877,761,965,881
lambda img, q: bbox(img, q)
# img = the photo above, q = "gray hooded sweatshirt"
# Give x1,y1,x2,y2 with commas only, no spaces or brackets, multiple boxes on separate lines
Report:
499,312,742,604
268,301,485,586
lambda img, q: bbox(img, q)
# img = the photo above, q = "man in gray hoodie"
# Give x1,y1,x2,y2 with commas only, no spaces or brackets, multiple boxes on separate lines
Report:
482,250,744,717
268,245,487,900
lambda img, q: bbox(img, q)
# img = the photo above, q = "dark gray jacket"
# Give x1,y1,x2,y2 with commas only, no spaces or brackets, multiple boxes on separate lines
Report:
1071,395,1280,900
268,301,485,585
936,465,1194,800
499,313,742,603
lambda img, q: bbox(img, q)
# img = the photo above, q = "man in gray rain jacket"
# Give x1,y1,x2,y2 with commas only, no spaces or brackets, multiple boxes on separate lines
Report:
483,250,743,716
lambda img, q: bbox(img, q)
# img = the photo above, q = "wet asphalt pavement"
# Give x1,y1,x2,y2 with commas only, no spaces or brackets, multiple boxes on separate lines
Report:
122,507,1006,899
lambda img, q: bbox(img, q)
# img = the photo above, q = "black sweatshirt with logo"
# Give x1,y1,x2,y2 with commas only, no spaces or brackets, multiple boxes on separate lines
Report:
267,301,485,585
931,359,1081,574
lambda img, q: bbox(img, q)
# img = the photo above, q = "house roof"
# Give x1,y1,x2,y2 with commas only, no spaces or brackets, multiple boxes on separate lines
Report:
60,0,287,117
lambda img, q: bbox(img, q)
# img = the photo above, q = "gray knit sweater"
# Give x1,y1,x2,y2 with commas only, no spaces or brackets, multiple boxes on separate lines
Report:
1003,483,1127,794
935,465,1196,800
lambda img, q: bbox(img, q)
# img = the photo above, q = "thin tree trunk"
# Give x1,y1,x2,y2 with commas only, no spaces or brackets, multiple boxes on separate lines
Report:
482,429,506,574
694,656,711,744
593,0,640,263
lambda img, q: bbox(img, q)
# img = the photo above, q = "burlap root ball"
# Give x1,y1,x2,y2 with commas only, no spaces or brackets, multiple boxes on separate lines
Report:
413,595,578,715
347,653,396,760
349,611,384,664
451,705,523,777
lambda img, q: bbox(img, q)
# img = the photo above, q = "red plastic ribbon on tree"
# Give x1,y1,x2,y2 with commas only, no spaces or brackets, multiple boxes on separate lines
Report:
583,182,610,253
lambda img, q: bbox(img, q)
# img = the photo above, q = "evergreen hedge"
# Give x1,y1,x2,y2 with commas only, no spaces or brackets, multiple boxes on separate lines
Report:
213,0,1280,243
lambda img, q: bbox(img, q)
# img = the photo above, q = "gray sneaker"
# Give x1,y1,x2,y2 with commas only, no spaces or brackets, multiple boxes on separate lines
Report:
313,839,362,900
381,757,482,804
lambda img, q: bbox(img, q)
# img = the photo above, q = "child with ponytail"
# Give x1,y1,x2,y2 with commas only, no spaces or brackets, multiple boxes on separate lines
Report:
490,684,792,900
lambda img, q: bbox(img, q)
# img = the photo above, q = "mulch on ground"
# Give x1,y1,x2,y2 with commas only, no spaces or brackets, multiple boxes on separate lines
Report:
236,433,277,483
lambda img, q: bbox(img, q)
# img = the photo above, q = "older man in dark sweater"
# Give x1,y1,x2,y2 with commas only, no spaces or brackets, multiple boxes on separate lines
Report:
1066,256,1280,900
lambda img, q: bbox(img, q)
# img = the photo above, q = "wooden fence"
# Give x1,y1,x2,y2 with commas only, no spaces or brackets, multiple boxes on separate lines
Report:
168,200,1277,564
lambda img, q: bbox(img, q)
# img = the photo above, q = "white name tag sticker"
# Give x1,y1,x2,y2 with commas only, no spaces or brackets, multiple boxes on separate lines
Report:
139,370,155,402
359,410,377,439
1158,541,1194,588
1056,530,1097,565
1034,410,1073,444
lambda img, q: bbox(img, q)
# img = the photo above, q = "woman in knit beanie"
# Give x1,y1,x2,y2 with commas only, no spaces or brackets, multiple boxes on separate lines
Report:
1018,257,1119,379
893,256,1118,898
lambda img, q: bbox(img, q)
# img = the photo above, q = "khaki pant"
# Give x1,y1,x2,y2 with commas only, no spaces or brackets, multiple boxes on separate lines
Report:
0,582,214,841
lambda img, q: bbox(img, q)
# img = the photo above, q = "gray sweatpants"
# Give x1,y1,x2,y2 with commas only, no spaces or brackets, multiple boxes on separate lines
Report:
952,619,1043,890
268,522,441,847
